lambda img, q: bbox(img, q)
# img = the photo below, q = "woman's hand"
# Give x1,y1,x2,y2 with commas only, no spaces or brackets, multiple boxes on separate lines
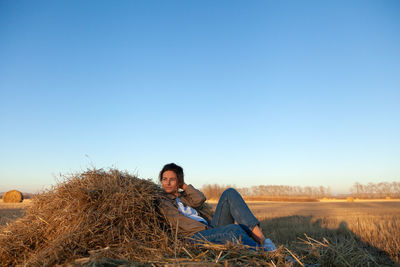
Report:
181,183,187,190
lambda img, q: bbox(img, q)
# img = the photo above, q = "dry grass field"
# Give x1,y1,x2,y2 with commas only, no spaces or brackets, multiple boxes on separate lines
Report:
0,199,31,226
1,195,399,266
210,200,400,266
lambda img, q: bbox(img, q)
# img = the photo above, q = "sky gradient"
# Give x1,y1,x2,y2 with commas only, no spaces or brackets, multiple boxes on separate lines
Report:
1,0,399,194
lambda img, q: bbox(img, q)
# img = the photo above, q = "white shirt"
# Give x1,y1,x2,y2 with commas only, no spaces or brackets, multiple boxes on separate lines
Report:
176,196,208,225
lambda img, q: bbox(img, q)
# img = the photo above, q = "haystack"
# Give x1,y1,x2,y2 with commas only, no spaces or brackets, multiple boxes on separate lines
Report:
2,189,24,203
0,169,174,266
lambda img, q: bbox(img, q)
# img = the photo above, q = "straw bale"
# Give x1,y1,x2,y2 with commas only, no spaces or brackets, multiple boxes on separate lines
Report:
2,190,23,203
0,169,174,266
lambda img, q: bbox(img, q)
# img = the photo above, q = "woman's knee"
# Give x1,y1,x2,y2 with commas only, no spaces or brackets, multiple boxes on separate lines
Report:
221,188,241,199
222,187,238,196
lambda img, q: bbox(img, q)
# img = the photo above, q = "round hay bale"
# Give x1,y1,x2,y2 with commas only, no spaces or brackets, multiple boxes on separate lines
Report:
2,190,23,203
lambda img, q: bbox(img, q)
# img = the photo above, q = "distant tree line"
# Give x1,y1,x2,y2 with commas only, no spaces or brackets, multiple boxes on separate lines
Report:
201,184,332,200
350,181,400,199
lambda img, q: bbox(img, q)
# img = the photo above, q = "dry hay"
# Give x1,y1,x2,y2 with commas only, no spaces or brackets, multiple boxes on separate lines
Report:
0,169,174,266
2,190,23,203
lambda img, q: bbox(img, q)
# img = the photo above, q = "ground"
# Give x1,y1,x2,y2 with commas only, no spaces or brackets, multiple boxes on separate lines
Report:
1,198,399,266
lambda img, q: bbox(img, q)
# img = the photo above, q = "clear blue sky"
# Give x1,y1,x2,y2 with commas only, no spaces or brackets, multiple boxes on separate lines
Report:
1,0,399,194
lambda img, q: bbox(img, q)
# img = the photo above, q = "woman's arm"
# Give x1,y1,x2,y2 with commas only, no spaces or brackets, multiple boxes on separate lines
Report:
181,184,206,208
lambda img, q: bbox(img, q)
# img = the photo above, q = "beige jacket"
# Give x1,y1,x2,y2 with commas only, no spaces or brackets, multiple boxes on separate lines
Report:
159,184,213,237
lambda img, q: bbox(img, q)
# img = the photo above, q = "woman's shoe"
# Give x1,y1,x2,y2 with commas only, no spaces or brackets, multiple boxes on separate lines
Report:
263,238,277,252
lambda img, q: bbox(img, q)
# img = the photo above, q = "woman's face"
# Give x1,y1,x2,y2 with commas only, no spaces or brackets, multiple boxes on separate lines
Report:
161,170,179,195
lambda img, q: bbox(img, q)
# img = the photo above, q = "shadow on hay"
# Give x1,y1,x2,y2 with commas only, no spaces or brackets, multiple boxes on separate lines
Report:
260,215,398,266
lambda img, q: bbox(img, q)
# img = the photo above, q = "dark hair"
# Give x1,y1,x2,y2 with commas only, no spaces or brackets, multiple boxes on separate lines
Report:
159,163,184,187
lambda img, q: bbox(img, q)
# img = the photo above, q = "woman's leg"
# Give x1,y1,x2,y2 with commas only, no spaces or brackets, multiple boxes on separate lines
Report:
192,224,260,248
211,188,266,244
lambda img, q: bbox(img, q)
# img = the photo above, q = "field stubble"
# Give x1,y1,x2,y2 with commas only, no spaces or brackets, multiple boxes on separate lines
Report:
210,200,400,266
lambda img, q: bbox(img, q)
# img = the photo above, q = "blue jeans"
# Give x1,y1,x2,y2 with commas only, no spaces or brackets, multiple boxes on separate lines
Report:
192,188,260,248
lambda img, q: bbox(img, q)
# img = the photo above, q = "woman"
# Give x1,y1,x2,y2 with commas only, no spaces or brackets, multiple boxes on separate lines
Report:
158,163,277,251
